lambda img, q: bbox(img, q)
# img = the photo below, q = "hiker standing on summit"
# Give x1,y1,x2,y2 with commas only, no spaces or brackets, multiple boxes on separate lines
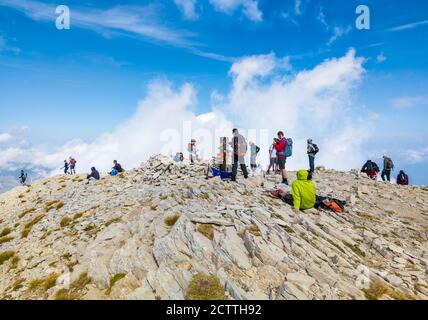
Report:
274,131,289,185
267,138,278,174
249,141,260,171
19,170,27,185
188,139,198,164
69,156,77,175
231,129,249,182
381,155,394,182
307,139,319,173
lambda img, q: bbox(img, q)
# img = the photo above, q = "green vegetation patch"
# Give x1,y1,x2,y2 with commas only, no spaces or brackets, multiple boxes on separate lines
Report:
185,273,227,300
106,273,126,295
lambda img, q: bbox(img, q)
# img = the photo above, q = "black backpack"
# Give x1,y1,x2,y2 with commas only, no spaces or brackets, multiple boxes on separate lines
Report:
313,144,319,155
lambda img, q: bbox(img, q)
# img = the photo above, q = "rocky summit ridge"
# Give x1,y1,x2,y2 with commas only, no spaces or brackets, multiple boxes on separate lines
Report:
0,155,427,300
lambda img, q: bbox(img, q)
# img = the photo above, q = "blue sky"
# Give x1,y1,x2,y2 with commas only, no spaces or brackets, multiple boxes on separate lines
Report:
0,0,427,186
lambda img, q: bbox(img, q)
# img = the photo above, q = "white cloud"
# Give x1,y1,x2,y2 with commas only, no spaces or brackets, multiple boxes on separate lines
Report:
327,26,352,46
0,0,233,61
376,52,387,63
222,48,369,170
0,49,372,179
387,19,428,32
0,133,12,142
392,96,428,109
209,0,262,22
174,0,198,20
403,147,428,163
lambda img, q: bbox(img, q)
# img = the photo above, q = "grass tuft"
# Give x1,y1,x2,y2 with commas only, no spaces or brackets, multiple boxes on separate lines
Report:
185,273,227,300
0,236,14,244
197,224,214,240
19,208,36,219
363,280,415,300
343,241,366,258
106,273,126,295
54,273,91,300
21,214,45,238
105,217,121,227
164,214,181,226
0,227,12,237
0,250,15,265
60,216,72,228
246,225,261,236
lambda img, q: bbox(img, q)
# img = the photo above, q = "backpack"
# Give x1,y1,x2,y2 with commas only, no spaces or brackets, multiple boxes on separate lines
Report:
316,196,346,213
313,144,319,155
284,138,293,157
110,169,118,176
373,162,380,172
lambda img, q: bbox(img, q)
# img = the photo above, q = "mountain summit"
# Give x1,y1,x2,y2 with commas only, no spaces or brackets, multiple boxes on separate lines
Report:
0,155,427,300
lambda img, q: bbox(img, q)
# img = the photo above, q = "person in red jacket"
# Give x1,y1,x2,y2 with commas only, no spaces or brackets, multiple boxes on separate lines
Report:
274,131,289,185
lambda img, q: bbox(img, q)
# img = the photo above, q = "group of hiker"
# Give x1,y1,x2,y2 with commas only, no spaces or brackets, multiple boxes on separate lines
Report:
86,160,124,184
61,157,77,175
17,129,410,213
361,156,409,185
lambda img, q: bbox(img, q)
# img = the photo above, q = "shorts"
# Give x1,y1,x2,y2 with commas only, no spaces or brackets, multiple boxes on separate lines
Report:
277,157,286,170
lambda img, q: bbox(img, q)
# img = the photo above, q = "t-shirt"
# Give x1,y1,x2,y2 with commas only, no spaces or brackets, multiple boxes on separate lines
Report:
269,144,277,158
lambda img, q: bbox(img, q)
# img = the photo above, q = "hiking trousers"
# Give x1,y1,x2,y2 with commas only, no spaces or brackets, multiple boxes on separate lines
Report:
232,155,248,181
381,169,391,182
308,155,315,172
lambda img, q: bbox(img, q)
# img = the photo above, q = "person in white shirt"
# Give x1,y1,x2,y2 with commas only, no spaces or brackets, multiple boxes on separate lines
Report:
267,138,278,174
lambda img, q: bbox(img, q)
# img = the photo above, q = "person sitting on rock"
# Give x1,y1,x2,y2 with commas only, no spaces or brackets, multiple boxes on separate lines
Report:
113,160,124,173
397,170,409,186
173,152,184,163
86,167,100,184
290,170,316,213
361,160,379,180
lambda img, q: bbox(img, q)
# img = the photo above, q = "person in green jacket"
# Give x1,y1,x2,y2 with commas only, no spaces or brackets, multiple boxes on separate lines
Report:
291,170,316,212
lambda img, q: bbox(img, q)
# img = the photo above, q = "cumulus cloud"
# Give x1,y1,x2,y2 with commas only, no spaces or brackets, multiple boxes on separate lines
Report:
209,0,262,22
0,49,372,181
220,49,369,170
